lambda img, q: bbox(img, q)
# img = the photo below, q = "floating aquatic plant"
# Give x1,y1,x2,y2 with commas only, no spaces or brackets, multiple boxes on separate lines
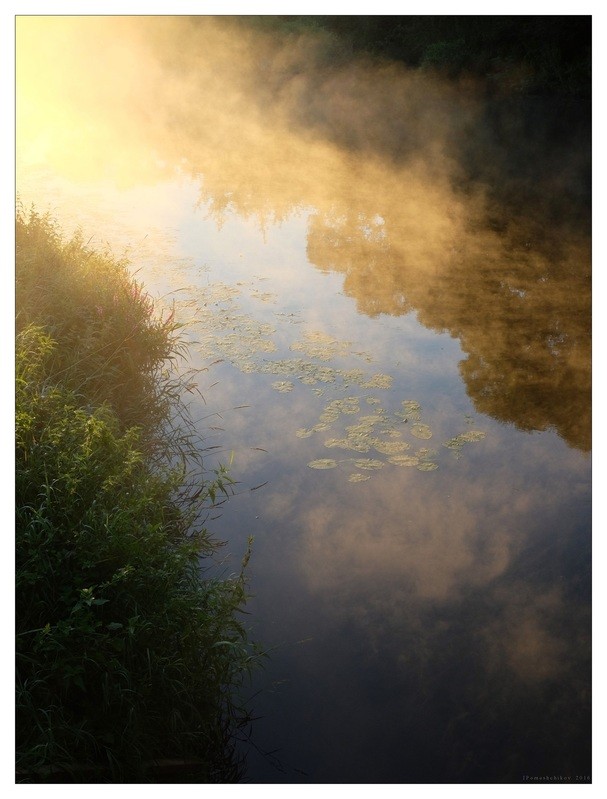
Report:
348,473,371,482
399,400,422,422
352,458,385,471
186,279,487,483
373,440,411,455
443,430,487,457
342,368,366,383
271,380,294,393
443,431,487,450
410,423,433,440
360,373,393,389
290,330,351,360
250,289,278,303
307,458,338,469
388,454,420,467
330,397,361,415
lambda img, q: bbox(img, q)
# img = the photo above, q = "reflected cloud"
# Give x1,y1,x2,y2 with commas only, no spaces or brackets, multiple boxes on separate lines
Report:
292,467,517,602
483,584,569,683
265,448,590,714
269,430,589,639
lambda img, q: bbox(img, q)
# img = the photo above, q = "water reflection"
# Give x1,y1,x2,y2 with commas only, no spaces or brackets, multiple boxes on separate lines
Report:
17,17,591,453
16,15,591,783
247,429,590,781
307,207,591,451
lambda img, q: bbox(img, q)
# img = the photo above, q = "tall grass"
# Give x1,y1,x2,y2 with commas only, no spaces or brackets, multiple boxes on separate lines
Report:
15,207,258,782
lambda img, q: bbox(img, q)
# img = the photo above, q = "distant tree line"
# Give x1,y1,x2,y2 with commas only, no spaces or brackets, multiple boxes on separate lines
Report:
235,15,591,95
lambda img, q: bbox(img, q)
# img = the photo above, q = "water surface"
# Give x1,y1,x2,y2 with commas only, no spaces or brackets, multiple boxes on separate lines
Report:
16,16,591,784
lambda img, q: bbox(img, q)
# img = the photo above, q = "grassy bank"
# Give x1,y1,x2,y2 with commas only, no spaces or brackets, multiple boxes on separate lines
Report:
15,208,256,782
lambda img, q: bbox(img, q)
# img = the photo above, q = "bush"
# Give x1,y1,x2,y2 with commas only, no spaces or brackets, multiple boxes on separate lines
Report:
15,208,257,782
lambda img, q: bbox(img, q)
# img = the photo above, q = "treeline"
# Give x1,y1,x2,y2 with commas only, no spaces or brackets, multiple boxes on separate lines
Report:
15,208,257,782
235,15,591,95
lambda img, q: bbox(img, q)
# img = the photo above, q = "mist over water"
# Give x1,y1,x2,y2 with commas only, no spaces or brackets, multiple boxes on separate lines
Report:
16,16,591,783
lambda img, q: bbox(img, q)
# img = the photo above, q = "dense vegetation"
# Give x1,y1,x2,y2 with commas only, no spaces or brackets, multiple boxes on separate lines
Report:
15,208,257,782
236,15,591,96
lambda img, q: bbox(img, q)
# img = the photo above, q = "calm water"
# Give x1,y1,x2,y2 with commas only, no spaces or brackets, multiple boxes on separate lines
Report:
16,17,591,784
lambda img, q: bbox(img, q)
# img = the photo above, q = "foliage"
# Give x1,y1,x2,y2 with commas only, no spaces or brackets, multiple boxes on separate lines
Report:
15,208,257,782
237,15,591,96
16,208,182,436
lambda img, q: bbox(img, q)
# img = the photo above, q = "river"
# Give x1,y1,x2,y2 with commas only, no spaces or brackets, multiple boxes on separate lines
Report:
16,16,591,784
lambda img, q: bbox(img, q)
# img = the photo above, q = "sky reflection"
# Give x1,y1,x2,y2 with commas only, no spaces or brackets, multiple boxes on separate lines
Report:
16,15,591,783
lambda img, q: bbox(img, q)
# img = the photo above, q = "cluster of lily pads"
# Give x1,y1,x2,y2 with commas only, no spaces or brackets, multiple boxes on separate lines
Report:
178,278,486,482
302,397,485,481
299,398,436,480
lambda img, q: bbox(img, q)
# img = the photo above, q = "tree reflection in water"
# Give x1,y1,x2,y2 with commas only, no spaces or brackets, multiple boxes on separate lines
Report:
16,15,591,782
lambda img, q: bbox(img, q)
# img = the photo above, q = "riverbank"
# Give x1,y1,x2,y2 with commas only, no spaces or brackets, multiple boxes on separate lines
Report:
15,207,256,783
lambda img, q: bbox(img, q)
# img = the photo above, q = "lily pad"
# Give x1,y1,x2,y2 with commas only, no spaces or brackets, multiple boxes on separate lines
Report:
416,461,439,471
324,437,351,449
411,423,433,440
353,458,385,471
319,408,341,424
332,397,360,415
340,368,366,383
348,473,371,483
313,422,332,432
290,331,351,360
331,437,371,453
271,380,294,393
443,430,487,451
373,440,410,455
316,367,338,383
361,373,393,389
458,430,486,443
308,459,338,470
388,455,419,467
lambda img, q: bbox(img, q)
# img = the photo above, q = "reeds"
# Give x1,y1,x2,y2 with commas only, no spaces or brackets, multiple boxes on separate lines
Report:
15,206,258,782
